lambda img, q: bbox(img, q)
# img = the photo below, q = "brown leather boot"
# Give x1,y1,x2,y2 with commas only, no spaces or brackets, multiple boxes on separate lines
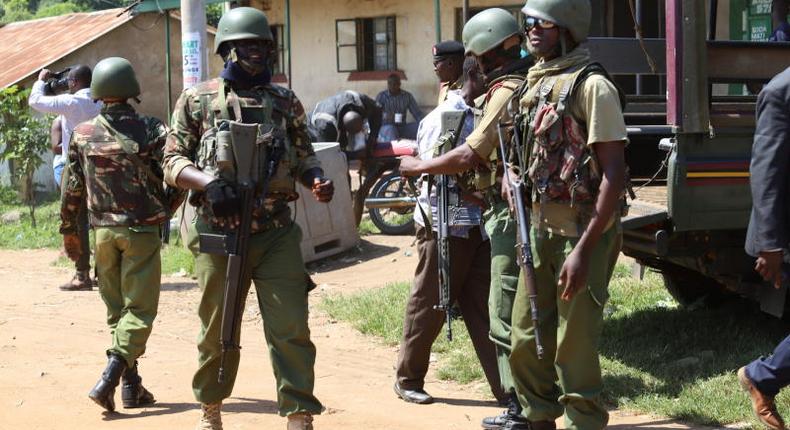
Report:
738,366,786,430
287,412,314,430
59,270,92,291
196,402,223,430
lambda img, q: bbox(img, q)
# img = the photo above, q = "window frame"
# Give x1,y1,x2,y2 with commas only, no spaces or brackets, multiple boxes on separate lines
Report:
270,24,287,77
336,15,398,73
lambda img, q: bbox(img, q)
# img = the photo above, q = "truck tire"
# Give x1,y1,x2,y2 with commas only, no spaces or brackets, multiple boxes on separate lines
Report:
660,264,726,306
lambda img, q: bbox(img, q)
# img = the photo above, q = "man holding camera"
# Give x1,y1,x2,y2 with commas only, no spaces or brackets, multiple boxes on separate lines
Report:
29,65,101,291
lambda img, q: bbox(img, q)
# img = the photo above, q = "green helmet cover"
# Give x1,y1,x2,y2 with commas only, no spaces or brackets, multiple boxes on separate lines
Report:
462,8,520,56
90,57,140,100
214,7,273,54
522,0,592,43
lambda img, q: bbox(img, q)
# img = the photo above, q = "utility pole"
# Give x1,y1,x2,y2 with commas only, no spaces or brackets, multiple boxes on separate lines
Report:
180,0,209,90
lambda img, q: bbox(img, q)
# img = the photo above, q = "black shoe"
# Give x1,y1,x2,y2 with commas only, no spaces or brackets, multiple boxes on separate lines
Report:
89,354,127,412
121,361,156,408
393,382,434,404
482,392,524,429
527,421,556,430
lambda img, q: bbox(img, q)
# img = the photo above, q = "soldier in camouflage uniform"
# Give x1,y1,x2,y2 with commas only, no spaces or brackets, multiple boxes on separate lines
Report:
60,57,166,412
162,7,333,430
399,8,533,430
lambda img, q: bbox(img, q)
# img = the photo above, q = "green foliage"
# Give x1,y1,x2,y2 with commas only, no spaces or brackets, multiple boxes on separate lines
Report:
0,0,34,23
0,197,63,248
321,264,790,426
206,3,221,27
357,217,381,236
34,1,85,18
0,85,51,227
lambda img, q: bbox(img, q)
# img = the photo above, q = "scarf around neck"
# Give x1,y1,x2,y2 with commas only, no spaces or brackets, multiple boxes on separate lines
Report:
220,60,271,87
524,48,591,101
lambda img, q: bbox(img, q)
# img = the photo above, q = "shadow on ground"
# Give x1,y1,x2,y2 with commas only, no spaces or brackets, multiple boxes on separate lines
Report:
307,238,401,274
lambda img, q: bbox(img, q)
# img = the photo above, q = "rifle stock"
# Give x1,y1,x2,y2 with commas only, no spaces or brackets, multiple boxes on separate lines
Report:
497,123,544,360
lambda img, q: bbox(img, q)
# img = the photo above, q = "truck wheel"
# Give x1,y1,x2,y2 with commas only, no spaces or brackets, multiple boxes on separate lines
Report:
660,265,726,306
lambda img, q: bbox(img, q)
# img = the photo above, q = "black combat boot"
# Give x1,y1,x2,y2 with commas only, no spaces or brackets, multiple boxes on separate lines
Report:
481,391,526,429
88,354,127,412
121,360,156,408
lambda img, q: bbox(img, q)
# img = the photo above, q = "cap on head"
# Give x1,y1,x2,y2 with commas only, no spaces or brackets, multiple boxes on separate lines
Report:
462,8,520,56
90,57,140,100
214,7,273,54
521,0,592,43
432,40,465,61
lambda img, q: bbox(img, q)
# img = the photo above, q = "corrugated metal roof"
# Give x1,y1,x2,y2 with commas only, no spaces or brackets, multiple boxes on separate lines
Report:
0,8,132,89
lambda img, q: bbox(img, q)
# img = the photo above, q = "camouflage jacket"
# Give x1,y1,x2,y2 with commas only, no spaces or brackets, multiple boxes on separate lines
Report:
60,103,168,234
163,78,321,232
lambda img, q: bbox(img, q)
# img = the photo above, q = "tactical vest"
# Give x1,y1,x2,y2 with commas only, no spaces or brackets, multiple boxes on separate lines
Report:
521,62,624,208
195,78,299,202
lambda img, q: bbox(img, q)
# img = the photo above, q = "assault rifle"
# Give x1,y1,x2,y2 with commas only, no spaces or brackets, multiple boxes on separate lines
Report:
433,110,467,341
497,121,544,360
198,122,286,383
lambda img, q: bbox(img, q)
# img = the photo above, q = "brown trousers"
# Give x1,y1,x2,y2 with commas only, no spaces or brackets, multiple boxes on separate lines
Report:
396,226,506,402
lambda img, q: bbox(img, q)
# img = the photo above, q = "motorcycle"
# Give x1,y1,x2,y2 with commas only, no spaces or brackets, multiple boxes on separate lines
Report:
351,140,418,235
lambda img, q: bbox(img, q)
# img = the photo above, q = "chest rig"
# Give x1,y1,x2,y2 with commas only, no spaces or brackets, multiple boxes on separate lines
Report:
521,63,617,208
196,79,298,202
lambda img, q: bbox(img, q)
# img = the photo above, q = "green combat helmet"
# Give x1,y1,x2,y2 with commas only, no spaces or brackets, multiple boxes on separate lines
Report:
214,7,273,54
522,0,592,43
462,8,520,56
91,57,140,100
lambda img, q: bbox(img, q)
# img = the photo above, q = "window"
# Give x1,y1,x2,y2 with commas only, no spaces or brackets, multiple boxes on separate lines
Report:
270,24,287,76
336,16,397,73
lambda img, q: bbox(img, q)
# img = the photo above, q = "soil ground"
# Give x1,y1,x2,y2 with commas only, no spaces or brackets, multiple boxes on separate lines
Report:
0,235,709,429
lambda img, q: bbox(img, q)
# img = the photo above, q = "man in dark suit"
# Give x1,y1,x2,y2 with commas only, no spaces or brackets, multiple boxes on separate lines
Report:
740,66,790,430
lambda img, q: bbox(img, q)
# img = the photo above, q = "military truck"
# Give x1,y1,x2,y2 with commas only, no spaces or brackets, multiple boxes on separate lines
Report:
584,0,789,316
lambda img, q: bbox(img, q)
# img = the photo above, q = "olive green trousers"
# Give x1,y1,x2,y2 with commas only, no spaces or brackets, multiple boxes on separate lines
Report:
188,221,322,417
94,225,161,367
483,200,520,395
510,226,620,430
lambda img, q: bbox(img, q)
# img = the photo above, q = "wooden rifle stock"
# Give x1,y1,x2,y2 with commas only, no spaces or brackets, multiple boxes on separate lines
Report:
497,123,544,360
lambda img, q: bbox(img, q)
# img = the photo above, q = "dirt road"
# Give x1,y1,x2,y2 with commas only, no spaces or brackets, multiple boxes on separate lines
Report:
0,235,702,429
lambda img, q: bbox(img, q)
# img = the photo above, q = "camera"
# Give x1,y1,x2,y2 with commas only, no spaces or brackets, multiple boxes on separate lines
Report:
44,67,72,95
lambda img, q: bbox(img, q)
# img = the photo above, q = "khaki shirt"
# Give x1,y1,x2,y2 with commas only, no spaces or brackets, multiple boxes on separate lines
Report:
466,80,519,163
532,74,628,237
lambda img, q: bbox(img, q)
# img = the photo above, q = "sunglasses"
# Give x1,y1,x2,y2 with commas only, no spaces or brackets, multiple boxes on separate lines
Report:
523,16,557,32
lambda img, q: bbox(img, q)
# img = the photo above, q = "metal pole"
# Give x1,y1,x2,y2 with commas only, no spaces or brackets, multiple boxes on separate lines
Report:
462,0,469,25
434,0,441,44
635,0,643,95
165,10,173,123
285,0,292,89
180,0,209,90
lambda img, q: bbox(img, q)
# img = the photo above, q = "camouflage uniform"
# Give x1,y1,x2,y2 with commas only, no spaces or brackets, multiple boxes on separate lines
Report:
163,78,323,417
60,102,168,368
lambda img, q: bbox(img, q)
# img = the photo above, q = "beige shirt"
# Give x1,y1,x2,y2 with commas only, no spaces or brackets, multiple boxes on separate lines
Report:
466,80,519,161
532,74,628,237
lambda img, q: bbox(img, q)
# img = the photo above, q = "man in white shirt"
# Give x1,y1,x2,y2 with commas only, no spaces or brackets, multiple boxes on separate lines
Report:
394,58,505,406
29,65,101,291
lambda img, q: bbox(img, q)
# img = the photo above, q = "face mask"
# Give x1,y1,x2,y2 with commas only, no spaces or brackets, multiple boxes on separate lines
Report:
228,45,269,76
349,131,367,152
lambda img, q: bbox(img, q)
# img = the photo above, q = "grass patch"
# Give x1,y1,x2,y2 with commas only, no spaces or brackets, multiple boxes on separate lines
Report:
321,263,790,426
357,217,381,236
1,195,194,277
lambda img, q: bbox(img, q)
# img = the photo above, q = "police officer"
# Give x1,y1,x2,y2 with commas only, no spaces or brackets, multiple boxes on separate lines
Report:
162,7,333,430
433,40,465,105
398,8,534,429
508,1,627,429
60,57,165,412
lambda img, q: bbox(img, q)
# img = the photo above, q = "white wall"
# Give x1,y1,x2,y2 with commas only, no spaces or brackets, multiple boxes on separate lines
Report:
265,0,524,111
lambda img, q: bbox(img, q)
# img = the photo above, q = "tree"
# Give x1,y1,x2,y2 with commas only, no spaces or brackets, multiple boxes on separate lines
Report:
34,1,85,18
0,0,34,23
0,86,51,228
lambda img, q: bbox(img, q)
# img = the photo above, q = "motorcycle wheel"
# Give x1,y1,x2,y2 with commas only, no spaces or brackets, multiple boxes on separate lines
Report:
368,171,415,235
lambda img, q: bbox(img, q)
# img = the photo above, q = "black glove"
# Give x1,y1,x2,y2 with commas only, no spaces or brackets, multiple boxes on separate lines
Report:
204,178,239,219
